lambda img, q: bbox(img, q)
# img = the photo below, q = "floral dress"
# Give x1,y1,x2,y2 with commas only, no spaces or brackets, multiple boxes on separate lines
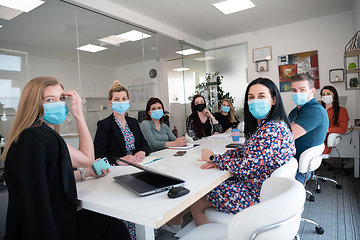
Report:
205,119,295,214
114,117,135,155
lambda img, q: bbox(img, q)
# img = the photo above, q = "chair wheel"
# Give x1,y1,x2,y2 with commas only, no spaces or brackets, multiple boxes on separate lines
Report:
308,195,315,202
336,184,342,189
315,226,324,235
315,189,321,193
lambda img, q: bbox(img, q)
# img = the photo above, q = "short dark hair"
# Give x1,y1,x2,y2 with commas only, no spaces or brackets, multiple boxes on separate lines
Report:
145,97,165,122
190,94,206,138
290,73,315,88
321,85,340,125
244,78,291,139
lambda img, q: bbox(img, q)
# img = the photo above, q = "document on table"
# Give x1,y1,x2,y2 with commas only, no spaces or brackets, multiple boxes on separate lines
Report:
169,144,197,150
206,133,231,139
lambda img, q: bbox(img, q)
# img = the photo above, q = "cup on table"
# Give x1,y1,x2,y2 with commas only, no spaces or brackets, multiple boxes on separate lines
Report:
231,128,240,142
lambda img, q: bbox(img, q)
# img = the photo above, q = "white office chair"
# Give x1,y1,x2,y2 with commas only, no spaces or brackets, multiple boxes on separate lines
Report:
297,143,324,202
205,157,325,236
180,177,304,240
314,133,342,193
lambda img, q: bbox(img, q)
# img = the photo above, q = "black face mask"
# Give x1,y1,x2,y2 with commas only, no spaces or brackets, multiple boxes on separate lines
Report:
195,103,206,112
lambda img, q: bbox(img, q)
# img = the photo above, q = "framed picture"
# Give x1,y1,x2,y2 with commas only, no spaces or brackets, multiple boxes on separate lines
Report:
255,60,269,72
253,46,272,62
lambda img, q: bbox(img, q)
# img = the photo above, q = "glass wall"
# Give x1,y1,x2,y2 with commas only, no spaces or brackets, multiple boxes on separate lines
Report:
167,38,248,136
0,0,161,139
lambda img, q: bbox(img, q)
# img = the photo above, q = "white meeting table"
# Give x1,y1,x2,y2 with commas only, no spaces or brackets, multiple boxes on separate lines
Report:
76,132,244,240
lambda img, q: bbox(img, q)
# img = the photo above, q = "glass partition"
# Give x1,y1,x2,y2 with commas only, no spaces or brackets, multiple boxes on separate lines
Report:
0,0,161,140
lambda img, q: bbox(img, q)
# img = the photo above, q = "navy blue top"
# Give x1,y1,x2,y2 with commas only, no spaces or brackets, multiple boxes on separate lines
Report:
288,98,329,160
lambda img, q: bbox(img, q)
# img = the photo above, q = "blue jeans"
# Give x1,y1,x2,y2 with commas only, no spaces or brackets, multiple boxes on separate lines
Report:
295,171,312,184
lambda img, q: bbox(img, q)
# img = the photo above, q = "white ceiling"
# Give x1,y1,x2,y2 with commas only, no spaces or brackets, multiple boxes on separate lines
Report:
107,0,353,41
0,0,354,68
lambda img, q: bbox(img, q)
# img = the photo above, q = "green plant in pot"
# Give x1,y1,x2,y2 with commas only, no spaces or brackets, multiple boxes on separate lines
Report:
349,78,359,88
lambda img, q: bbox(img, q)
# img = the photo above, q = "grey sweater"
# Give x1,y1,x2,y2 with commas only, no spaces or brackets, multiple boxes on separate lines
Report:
140,120,177,152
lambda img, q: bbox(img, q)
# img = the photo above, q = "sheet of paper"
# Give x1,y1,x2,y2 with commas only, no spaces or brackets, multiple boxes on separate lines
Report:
169,144,195,150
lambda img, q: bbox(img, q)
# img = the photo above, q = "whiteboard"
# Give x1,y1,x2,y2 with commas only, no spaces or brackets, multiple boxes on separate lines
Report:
128,83,154,111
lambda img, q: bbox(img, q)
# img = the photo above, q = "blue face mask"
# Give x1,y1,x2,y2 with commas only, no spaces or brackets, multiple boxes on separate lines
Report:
151,110,164,120
292,92,310,106
248,99,271,119
112,101,130,114
43,102,68,125
221,106,230,113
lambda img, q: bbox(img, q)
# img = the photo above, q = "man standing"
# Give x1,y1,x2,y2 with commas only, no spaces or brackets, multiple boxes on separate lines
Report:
288,74,329,183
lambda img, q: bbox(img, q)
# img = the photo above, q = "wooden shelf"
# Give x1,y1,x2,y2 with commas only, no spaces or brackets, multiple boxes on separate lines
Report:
345,49,360,57
346,68,360,74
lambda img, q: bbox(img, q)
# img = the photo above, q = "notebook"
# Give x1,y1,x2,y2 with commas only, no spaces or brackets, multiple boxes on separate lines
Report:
113,158,185,196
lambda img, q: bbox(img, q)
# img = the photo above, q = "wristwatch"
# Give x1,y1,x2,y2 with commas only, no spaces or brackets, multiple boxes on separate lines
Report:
209,155,215,163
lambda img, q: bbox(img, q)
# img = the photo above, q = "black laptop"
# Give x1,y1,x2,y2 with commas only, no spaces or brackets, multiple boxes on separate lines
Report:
113,158,185,196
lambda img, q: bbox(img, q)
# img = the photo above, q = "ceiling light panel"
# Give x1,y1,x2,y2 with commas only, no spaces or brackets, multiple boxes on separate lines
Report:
0,5,23,20
173,68,190,72
116,30,151,41
213,0,255,15
176,49,201,55
77,44,107,53
0,0,45,13
98,35,129,46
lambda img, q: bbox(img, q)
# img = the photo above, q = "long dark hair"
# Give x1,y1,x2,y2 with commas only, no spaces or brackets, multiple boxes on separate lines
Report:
190,94,206,137
321,85,340,126
244,78,291,139
145,97,165,122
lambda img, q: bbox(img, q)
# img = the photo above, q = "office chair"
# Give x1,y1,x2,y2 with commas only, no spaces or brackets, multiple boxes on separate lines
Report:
313,133,342,193
297,144,324,202
181,177,304,240
206,157,325,236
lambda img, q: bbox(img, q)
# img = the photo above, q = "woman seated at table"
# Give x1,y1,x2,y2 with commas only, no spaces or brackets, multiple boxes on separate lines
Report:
190,77,295,227
213,98,240,132
320,85,349,154
186,94,222,140
94,80,151,165
140,97,187,152
2,76,130,240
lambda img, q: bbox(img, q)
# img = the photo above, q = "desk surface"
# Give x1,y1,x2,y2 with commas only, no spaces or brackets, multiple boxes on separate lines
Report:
77,133,241,229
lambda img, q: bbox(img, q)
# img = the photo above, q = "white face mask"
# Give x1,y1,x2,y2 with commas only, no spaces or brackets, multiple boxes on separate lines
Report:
321,95,333,105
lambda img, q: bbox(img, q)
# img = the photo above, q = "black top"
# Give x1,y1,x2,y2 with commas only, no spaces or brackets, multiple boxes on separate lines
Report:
214,112,240,133
94,113,151,164
186,115,223,141
4,124,78,240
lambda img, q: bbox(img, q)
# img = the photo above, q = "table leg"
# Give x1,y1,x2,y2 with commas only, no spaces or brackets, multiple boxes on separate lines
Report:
354,158,359,178
135,223,154,240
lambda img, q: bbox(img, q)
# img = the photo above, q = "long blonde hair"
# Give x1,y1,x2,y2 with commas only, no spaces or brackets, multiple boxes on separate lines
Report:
1,76,60,160
220,99,236,123
108,80,129,100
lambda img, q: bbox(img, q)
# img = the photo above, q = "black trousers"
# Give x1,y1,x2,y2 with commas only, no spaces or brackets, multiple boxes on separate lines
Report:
77,209,131,240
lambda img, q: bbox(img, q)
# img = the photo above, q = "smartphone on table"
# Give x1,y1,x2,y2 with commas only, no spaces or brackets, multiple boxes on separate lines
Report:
174,151,187,156
92,157,111,175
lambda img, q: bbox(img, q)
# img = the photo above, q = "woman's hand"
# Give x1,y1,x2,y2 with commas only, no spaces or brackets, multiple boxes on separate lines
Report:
202,109,213,119
87,166,110,178
63,90,83,119
134,151,146,163
200,148,214,163
200,162,217,169
116,155,138,165
174,137,188,147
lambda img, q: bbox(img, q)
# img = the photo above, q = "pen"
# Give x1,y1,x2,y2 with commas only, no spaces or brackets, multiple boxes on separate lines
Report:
142,157,164,165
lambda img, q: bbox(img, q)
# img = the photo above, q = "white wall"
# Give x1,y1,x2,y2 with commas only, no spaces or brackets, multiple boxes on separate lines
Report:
215,11,359,123
353,0,360,122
